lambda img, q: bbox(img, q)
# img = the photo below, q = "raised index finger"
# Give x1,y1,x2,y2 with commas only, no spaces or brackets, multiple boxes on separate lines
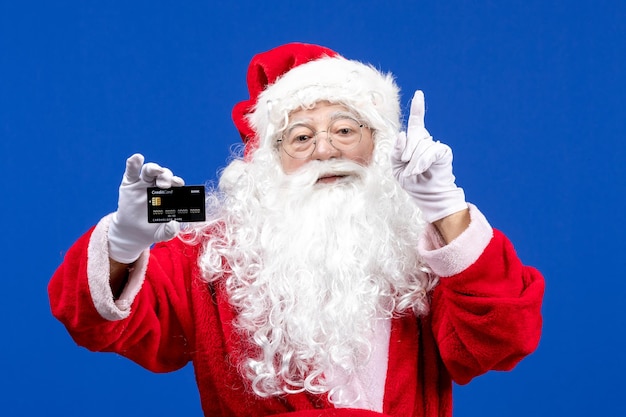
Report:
408,90,426,129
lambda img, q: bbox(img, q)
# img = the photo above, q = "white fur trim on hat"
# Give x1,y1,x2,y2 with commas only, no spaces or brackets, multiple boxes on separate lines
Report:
248,56,401,150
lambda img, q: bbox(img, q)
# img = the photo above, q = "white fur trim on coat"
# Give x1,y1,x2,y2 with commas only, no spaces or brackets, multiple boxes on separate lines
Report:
87,213,149,320
418,204,493,277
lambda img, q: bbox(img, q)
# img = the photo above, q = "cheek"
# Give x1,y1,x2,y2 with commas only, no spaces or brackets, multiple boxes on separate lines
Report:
280,153,306,174
347,138,375,165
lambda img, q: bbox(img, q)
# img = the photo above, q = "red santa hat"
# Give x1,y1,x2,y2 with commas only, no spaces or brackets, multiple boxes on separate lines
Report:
232,42,401,159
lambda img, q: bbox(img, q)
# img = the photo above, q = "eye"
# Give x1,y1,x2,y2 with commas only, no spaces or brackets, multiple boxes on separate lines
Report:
331,118,361,137
293,134,312,143
336,127,354,136
286,126,315,145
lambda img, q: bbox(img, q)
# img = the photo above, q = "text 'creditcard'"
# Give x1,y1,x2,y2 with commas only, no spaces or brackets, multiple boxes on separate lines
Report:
147,186,206,223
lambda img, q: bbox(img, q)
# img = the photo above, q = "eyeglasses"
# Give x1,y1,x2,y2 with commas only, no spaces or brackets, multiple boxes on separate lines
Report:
277,116,365,159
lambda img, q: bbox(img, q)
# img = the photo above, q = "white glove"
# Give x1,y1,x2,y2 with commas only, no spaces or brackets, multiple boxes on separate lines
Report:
391,90,467,223
108,154,185,263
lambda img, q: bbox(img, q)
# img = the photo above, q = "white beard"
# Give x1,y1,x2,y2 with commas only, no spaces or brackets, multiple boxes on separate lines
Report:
196,154,437,405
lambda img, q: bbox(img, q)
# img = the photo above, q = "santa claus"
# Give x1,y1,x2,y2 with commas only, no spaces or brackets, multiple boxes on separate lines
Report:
49,43,544,416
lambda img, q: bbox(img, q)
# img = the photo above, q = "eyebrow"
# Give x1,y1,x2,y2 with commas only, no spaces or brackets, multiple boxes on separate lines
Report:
285,111,360,132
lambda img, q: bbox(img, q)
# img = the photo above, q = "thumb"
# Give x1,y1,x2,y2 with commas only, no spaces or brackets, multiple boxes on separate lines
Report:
392,131,408,161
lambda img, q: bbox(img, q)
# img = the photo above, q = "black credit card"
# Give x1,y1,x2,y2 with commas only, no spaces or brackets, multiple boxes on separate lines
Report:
147,186,206,223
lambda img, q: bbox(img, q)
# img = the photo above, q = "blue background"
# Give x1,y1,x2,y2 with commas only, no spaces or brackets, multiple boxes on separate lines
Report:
2,1,625,415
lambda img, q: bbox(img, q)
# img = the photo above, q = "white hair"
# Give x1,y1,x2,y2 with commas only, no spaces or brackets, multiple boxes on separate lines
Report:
183,103,438,405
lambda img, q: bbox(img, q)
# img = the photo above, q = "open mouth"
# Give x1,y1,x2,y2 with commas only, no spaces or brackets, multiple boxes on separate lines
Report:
317,174,348,184
316,171,359,184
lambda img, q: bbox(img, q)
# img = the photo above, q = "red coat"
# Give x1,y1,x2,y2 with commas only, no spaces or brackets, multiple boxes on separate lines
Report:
49,206,544,416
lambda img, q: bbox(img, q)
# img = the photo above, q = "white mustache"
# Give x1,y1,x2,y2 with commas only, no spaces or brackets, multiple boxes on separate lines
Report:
287,160,368,187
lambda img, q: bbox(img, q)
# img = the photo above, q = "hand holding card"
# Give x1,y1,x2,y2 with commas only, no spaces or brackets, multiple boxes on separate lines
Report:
108,154,187,263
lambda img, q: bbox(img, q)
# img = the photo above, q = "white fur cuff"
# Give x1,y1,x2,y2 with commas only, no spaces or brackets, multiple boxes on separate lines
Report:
87,213,149,320
417,204,493,277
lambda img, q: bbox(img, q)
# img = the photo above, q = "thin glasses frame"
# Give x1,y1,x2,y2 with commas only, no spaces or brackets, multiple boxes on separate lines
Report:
276,114,366,160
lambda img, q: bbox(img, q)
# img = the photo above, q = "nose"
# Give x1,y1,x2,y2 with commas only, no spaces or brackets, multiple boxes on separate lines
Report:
311,132,340,160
